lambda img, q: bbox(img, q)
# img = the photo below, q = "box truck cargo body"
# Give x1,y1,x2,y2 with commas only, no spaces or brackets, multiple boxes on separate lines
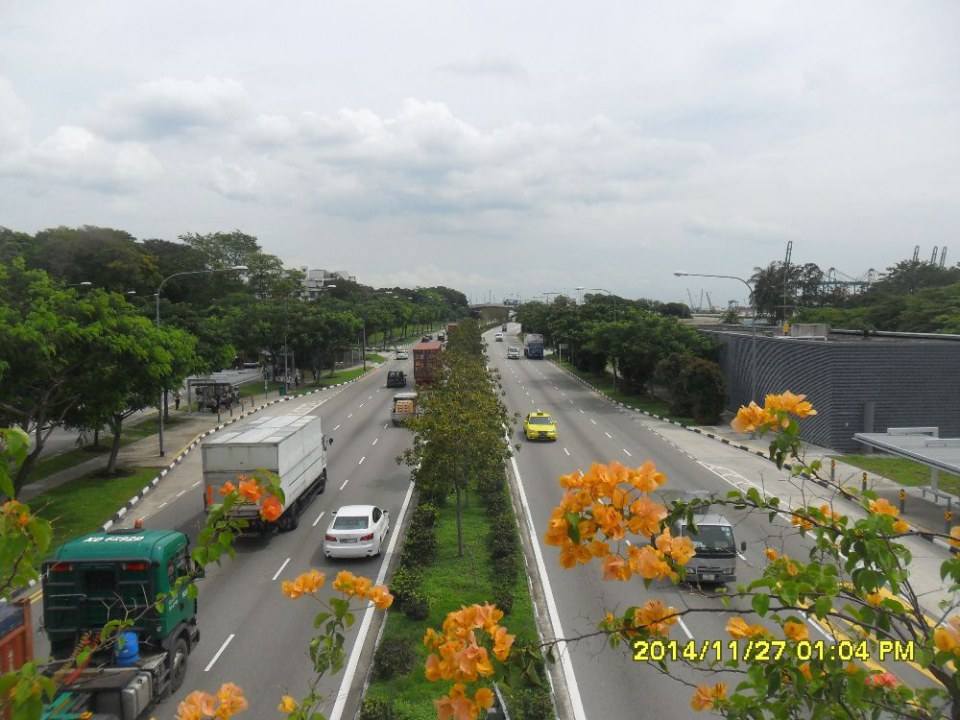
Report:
202,414,329,532
413,341,443,386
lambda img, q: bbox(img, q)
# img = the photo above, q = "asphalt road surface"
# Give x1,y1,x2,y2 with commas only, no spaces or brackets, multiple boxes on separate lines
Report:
491,324,939,720
131,360,415,718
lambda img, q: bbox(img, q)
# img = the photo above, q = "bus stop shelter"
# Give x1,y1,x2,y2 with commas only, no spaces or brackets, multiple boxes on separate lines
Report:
853,427,960,506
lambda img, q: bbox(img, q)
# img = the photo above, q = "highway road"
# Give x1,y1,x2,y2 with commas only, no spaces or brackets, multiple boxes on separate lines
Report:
490,324,939,719
126,359,416,718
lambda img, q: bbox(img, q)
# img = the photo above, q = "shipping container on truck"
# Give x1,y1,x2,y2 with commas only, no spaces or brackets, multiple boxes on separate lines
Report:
201,414,330,533
523,333,544,359
413,341,443,386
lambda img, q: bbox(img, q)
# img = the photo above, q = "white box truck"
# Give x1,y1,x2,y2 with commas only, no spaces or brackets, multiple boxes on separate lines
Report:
201,414,331,533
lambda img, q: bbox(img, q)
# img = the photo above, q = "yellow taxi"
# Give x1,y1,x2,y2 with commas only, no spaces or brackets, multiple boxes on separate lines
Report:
523,410,557,441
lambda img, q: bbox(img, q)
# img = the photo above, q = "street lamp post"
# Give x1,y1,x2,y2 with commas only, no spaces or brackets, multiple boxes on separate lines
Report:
154,265,247,456
674,271,758,402
587,288,619,389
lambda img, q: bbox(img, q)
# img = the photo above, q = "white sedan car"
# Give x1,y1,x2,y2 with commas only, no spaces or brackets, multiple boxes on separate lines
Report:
396,350,409,360
323,505,390,559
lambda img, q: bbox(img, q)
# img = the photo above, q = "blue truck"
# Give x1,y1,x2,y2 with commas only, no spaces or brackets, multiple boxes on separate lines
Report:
523,333,544,359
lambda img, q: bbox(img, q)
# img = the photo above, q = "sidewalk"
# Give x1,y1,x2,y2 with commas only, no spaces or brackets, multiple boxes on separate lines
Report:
696,421,958,543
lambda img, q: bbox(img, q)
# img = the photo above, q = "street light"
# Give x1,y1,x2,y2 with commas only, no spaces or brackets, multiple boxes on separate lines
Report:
674,271,758,402
154,265,247,456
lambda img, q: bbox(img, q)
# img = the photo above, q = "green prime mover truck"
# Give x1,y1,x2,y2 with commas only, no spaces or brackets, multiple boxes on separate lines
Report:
40,527,201,720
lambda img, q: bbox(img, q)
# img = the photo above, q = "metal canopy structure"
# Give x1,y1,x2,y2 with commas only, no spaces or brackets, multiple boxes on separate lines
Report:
853,427,960,502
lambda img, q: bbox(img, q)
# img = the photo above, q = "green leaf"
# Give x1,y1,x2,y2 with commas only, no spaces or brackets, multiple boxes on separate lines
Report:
813,596,831,619
313,612,332,628
752,593,770,616
565,512,581,544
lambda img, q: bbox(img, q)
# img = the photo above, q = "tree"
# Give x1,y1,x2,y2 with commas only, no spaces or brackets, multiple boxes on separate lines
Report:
0,261,104,494
64,291,199,474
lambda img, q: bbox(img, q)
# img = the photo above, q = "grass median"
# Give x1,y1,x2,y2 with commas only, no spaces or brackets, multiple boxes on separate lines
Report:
550,357,696,425
835,454,960,496
30,466,160,547
363,501,543,719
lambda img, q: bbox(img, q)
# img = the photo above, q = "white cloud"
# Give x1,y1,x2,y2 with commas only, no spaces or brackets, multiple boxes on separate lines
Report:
99,76,250,139
206,157,258,199
0,77,29,154
438,57,528,81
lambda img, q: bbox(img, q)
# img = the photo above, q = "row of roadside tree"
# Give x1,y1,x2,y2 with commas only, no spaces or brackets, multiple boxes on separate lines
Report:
0,225,469,494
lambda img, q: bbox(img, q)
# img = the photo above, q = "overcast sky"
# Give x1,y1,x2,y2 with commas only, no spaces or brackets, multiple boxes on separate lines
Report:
1,1,958,305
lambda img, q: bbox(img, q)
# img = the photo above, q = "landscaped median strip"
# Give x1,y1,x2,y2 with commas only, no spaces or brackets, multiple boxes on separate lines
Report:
549,358,958,554
14,366,382,599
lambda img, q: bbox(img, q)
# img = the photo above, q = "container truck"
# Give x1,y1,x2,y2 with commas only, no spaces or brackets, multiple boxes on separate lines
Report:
39,527,202,719
523,333,544,359
413,341,443,386
202,414,331,533
390,392,418,426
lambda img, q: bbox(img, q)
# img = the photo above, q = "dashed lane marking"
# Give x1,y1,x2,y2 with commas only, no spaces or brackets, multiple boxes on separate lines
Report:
372,438,378,446
204,634,236,672
590,418,597,425
340,478,351,490
312,511,326,528
271,557,290,581
604,431,612,439
623,449,632,457
358,456,366,465
563,448,571,456
334,424,341,431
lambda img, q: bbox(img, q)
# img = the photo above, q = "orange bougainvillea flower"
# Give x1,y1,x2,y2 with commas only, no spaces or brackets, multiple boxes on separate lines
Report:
260,495,283,522
865,671,899,688
219,481,236,496
690,682,727,711
633,599,679,638
369,585,394,610
764,548,779,561
868,498,899,518
892,519,910,534
215,682,248,718
238,478,262,503
278,695,298,713
628,544,674,581
765,391,817,418
281,569,326,599
176,691,217,720
934,616,960,655
626,496,667,537
783,619,809,642
332,570,358,594
474,687,494,711
628,461,667,493
799,662,813,681
655,528,696,566
602,554,631,582
726,617,768,639
731,402,775,434
790,512,814,531
492,625,515,662
950,526,960,549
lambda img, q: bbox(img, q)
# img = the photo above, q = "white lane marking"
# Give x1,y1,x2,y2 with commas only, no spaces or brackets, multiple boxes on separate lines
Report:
312,511,326,528
368,395,372,400
158,502,168,509
340,478,351,491
192,480,201,488
737,552,747,561
563,448,571,456
334,424,341,431
383,423,388,429
604,431,612,439
578,408,584,413
677,617,695,640
525,391,530,396
358,456,366,465
590,418,597,425
622,449,632,457
204,634,236,672
507,437,588,720
359,403,365,408
329,480,416,720
347,413,353,419
807,616,832,640
372,438,379,446
271,557,291,581
176,490,186,498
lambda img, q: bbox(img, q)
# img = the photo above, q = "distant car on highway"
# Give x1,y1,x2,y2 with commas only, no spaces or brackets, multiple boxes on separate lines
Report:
323,505,390,558
386,370,407,388
523,410,557,441
507,346,520,359
396,350,409,360
421,335,432,342
495,332,504,342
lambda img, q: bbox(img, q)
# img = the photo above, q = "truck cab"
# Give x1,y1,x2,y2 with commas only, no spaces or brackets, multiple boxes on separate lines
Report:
41,528,200,717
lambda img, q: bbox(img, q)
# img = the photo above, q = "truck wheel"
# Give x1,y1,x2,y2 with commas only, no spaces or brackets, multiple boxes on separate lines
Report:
318,470,327,494
278,508,299,532
168,637,189,695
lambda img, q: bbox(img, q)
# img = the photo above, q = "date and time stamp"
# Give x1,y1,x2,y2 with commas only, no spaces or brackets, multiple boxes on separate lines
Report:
633,639,916,664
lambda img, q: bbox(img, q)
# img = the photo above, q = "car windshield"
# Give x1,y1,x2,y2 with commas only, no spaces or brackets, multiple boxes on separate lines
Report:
529,416,553,425
682,524,734,552
333,515,368,530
